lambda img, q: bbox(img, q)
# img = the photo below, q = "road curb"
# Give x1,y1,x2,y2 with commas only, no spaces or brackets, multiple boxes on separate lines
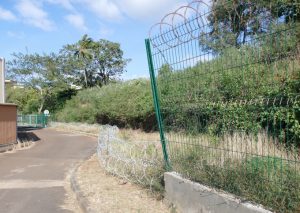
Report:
70,154,97,213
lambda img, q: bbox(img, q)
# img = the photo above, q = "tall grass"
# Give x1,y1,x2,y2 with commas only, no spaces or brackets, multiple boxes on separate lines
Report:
172,143,300,212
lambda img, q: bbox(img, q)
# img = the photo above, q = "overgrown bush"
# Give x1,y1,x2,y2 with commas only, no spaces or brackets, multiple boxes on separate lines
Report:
56,45,300,145
159,45,300,147
56,79,157,131
6,86,40,114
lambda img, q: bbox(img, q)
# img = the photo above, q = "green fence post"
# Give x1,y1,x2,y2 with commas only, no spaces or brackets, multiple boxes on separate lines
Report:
145,39,171,170
43,114,47,128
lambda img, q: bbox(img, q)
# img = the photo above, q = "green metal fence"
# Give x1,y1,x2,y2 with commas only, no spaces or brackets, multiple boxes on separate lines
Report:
17,114,48,128
146,1,300,212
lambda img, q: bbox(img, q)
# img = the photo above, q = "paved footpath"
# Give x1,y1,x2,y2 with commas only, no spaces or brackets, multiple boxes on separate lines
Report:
0,128,97,213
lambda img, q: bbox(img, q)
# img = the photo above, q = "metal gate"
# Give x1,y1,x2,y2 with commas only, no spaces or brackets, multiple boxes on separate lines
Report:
18,114,48,128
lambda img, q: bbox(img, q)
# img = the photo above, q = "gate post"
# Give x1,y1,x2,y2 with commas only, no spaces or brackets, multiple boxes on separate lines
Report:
145,39,171,170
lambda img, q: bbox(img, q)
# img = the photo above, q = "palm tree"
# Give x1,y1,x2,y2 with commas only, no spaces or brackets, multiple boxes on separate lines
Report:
74,34,94,88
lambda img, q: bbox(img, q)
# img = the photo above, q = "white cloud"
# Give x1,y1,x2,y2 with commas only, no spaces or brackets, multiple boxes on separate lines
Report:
46,0,76,12
83,0,122,21
116,0,187,21
65,13,88,31
77,0,188,22
79,0,193,22
0,6,17,21
16,0,55,31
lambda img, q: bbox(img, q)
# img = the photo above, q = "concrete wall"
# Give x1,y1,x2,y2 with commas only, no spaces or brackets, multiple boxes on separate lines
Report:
164,172,272,213
0,104,17,149
0,58,5,103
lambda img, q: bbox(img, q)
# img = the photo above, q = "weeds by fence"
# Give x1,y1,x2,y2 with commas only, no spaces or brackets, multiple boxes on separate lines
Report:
146,0,300,212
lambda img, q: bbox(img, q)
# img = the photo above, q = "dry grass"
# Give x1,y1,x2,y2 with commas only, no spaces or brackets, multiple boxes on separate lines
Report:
76,154,170,213
50,122,160,142
166,131,300,166
118,128,160,143
50,122,100,136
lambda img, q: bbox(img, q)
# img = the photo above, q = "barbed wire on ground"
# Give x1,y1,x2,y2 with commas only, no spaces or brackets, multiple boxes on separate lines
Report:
97,125,164,191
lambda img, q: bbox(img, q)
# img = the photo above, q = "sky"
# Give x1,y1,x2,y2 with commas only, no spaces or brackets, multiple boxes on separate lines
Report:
0,0,190,80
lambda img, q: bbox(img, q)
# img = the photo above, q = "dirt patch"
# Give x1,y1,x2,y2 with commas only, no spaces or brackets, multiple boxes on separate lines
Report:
76,154,170,213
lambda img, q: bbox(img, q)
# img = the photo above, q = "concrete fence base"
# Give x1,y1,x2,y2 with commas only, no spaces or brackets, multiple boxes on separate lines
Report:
164,172,272,213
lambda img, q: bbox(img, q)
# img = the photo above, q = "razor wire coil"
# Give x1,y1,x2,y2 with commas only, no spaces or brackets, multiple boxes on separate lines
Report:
97,125,163,189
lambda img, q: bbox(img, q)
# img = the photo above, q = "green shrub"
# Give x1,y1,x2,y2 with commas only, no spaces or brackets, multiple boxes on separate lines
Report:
159,46,300,146
56,79,157,131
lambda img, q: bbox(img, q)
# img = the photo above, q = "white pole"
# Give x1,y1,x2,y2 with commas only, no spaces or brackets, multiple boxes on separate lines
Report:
0,58,5,103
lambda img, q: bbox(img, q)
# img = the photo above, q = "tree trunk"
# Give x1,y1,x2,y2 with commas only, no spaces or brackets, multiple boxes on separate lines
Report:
38,100,44,114
84,68,88,88
242,29,247,44
38,89,45,114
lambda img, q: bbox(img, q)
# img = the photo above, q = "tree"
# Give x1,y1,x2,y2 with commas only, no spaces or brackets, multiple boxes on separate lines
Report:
91,39,131,86
202,0,299,52
61,35,130,88
7,52,70,113
6,86,40,114
73,34,94,88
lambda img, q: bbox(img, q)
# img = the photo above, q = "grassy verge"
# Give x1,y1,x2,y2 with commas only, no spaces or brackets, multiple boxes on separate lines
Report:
169,132,300,213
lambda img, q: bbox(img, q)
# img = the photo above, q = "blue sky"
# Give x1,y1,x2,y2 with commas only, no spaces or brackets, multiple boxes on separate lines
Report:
0,0,189,80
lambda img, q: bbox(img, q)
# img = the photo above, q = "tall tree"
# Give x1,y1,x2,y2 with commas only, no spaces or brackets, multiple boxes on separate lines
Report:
91,39,131,86
61,35,130,88
7,53,69,113
201,0,299,52
74,34,94,88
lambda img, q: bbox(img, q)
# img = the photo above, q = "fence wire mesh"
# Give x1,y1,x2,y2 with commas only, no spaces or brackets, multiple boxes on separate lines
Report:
146,0,300,212
97,125,164,191
17,114,47,128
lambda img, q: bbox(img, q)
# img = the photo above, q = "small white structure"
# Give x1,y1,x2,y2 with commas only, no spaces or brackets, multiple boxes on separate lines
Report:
0,58,5,103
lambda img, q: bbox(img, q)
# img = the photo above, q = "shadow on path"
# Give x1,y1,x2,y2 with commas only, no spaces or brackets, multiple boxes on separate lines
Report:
17,126,41,143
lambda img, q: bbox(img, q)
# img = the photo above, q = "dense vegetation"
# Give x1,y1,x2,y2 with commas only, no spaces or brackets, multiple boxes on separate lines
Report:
55,79,157,131
159,45,300,146
54,40,300,212
6,35,129,114
56,42,300,145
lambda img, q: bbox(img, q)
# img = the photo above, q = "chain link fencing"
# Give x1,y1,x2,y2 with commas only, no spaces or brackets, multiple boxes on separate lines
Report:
18,114,48,128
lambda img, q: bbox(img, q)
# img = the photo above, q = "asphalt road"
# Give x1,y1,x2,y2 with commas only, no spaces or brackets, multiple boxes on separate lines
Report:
0,128,97,213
